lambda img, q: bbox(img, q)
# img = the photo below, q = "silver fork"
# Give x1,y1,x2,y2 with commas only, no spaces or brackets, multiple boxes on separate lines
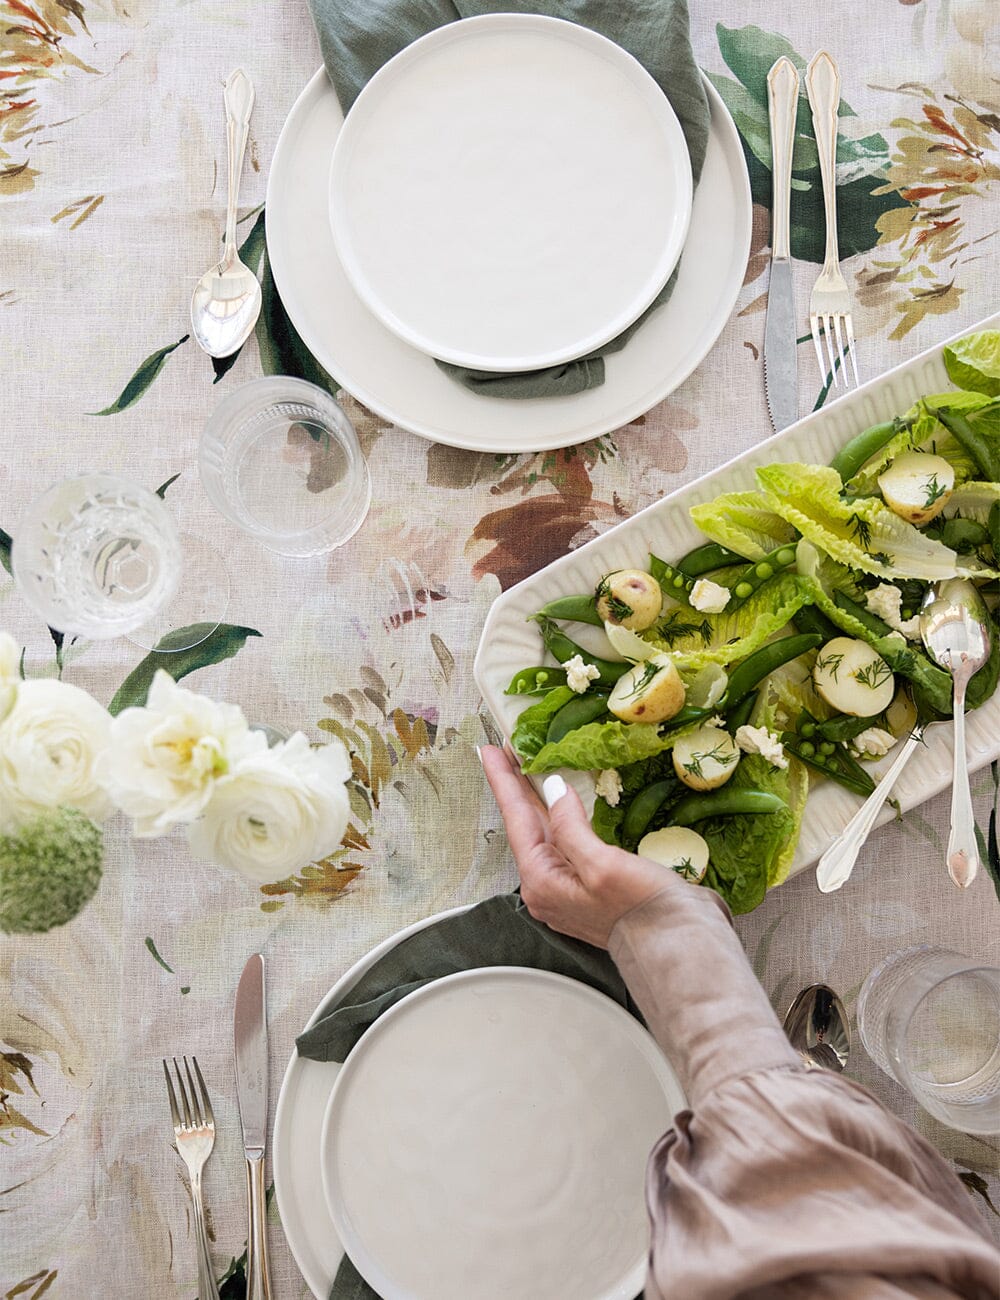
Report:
163,1056,221,1300
806,51,860,390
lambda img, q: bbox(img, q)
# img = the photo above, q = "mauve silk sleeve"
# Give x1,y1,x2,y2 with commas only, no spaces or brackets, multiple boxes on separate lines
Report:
608,886,1000,1300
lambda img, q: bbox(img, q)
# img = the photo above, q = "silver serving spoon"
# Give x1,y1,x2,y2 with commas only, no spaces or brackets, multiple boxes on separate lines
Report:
783,983,850,1072
920,577,991,888
191,69,261,359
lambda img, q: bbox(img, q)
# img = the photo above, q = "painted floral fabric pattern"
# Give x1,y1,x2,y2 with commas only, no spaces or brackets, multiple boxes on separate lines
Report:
2,1,998,1295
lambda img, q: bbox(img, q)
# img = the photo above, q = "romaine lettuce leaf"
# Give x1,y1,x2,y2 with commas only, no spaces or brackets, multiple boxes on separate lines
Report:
944,331,1000,396
689,491,796,560
524,716,701,774
757,462,975,580
511,687,575,759
700,754,795,914
943,481,1000,525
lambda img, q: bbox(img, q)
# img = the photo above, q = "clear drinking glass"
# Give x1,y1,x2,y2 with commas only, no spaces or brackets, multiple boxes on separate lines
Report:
199,376,371,557
11,473,184,640
857,945,1000,1134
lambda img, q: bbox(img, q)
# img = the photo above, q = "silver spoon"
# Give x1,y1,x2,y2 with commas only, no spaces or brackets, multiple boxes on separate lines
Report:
783,983,850,1072
190,69,262,359
920,576,991,889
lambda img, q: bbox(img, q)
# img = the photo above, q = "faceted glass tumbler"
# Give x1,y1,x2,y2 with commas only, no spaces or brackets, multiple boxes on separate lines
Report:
199,376,371,557
858,945,1000,1135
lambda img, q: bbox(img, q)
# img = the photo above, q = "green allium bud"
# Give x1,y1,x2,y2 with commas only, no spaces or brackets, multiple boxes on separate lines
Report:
0,807,103,933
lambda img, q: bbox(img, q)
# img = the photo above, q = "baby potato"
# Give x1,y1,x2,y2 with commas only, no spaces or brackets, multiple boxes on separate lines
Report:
878,451,955,526
813,637,895,717
595,569,663,631
885,685,918,738
637,826,710,882
608,652,685,724
672,725,740,791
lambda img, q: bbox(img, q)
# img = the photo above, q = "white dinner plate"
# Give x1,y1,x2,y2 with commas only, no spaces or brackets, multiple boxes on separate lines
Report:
472,310,1000,880
266,66,750,452
320,967,684,1300
328,15,692,372
273,913,685,1299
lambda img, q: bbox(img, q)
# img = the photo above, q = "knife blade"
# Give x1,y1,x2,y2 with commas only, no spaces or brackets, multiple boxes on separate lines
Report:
234,953,273,1300
764,56,800,432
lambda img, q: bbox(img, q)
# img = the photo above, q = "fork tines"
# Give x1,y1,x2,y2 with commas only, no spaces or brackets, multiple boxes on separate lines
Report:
809,309,860,390
163,1055,215,1132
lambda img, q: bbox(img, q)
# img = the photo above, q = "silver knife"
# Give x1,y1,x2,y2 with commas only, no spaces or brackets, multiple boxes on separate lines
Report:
764,56,800,431
234,953,273,1300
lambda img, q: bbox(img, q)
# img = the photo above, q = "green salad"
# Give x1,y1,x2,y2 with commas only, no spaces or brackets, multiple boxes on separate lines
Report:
505,330,1000,914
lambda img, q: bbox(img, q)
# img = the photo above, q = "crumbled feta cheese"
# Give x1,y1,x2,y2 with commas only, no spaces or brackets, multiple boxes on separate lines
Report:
735,724,788,769
865,584,922,640
850,727,897,759
564,654,600,694
885,631,907,646
689,578,731,614
594,768,623,806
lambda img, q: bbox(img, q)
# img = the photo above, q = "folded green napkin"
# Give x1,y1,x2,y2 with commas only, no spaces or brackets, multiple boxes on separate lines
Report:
295,891,645,1300
306,0,710,398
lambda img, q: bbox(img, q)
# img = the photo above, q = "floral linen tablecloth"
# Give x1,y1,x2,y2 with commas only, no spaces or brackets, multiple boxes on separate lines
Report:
3,1,999,1295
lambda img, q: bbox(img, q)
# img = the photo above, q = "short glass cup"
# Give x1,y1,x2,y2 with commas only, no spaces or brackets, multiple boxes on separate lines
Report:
199,376,371,557
857,945,1000,1135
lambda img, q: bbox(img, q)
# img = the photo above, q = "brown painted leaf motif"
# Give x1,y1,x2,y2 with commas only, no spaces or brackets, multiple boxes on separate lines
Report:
0,1050,38,1097
258,859,365,912
5,1270,59,1300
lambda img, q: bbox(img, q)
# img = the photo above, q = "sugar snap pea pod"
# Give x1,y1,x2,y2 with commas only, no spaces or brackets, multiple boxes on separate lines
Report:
725,690,758,731
930,405,1000,484
649,553,697,605
941,517,989,554
723,633,823,710
676,542,747,577
792,603,841,640
727,544,799,610
669,789,788,826
990,501,1000,559
546,692,609,744
817,711,881,743
535,615,630,685
504,666,569,696
832,590,892,638
535,594,604,626
622,779,677,845
830,418,906,483
782,734,876,797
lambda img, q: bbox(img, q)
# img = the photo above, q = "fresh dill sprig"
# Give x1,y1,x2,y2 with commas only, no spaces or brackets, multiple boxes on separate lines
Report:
682,742,738,780
849,514,873,550
620,660,661,699
655,610,714,645
816,651,845,681
922,474,948,509
853,659,893,691
673,857,700,882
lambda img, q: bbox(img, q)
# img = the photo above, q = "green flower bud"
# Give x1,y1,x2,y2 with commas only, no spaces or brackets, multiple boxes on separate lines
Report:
0,808,103,934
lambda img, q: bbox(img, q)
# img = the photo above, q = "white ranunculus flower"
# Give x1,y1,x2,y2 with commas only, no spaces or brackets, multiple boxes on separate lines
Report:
0,678,113,831
187,732,352,883
101,669,261,837
0,631,19,724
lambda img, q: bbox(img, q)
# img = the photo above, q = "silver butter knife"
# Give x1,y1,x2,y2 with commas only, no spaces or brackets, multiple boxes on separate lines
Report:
234,953,273,1300
763,56,800,432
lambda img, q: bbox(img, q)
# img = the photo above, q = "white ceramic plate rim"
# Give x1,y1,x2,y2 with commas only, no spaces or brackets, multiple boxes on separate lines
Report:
265,67,751,452
328,14,693,371
274,906,470,1298
472,309,1000,881
318,965,684,1300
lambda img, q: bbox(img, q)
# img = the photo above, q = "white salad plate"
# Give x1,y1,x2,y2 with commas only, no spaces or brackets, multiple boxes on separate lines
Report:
273,911,685,1299
328,15,693,372
473,311,1000,880
319,967,684,1300
266,64,750,452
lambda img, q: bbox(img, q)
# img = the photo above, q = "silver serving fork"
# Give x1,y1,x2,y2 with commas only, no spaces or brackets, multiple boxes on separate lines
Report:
163,1056,222,1300
806,51,860,390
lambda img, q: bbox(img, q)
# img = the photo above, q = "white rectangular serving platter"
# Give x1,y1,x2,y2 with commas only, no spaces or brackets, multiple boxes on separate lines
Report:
473,310,1000,880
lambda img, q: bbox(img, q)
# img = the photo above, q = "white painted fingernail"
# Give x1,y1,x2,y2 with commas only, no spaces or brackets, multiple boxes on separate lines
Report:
475,745,484,768
542,775,568,809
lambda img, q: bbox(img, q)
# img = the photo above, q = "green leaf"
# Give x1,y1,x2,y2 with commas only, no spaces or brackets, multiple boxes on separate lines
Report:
524,717,700,775
154,473,181,499
89,335,189,416
511,687,575,760
144,936,174,973
0,526,11,576
701,754,795,914
690,490,795,559
108,623,261,715
944,331,1000,397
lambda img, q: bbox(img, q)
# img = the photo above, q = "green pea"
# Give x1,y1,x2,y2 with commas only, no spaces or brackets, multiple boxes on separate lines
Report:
734,581,753,599
775,548,796,567
504,665,569,696
819,741,836,756
798,741,816,757
799,721,816,738
756,562,774,580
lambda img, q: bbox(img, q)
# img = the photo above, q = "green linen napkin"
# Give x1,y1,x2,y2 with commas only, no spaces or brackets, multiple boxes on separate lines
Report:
305,0,710,398
295,891,645,1299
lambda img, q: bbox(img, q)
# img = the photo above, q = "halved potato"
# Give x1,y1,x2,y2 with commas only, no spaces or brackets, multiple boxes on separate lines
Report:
608,652,685,724
637,826,710,882
813,637,895,717
878,451,955,526
672,725,740,791
595,569,663,631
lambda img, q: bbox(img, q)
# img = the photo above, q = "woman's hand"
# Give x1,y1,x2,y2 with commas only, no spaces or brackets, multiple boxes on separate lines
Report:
480,745,682,948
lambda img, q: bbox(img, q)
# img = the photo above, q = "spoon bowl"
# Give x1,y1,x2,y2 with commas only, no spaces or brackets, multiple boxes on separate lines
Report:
783,983,850,1072
920,577,991,888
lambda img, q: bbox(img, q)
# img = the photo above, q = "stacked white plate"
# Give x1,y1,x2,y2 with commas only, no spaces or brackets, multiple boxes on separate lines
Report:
266,15,753,451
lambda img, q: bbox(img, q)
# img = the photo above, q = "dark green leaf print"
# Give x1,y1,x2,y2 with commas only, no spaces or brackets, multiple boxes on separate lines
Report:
0,525,11,575
154,472,181,498
90,334,190,415
108,623,262,715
